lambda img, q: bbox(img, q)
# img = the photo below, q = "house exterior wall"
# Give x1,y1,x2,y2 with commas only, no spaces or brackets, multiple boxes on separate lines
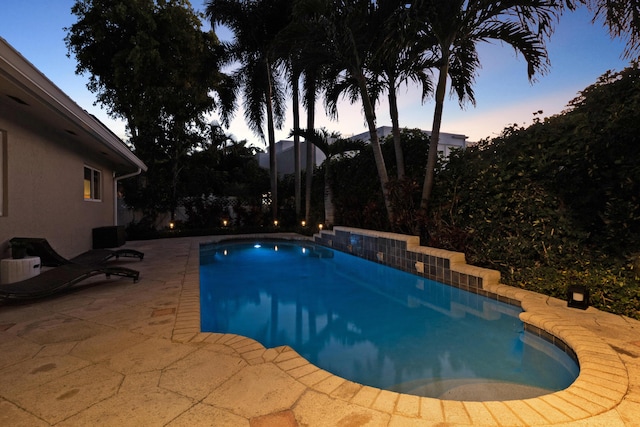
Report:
258,140,326,177
0,105,115,259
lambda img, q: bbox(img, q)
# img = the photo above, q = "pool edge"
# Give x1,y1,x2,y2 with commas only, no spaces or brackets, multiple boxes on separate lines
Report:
181,231,629,426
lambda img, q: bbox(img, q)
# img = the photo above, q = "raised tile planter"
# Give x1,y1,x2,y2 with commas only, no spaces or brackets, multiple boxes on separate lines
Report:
314,226,511,304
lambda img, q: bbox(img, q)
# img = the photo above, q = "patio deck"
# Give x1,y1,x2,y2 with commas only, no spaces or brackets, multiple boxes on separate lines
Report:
0,235,639,426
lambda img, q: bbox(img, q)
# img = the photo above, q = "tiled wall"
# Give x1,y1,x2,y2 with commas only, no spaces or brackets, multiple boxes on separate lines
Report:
314,226,516,307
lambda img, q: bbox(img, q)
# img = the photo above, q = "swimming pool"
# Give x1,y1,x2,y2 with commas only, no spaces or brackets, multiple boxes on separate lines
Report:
200,240,579,400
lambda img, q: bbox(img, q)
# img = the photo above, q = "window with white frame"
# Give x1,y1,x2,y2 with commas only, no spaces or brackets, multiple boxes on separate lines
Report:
84,165,102,201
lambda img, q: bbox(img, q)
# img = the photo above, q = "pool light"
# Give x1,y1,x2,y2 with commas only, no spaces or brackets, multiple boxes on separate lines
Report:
567,285,589,309
254,244,261,249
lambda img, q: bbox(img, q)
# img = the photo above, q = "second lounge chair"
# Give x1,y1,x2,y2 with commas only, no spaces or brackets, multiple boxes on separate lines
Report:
0,263,140,301
10,237,144,267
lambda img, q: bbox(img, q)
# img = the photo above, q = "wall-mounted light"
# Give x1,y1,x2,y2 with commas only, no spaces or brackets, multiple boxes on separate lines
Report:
301,220,306,227
169,222,175,230
567,285,589,310
222,219,228,227
318,223,323,231
274,220,279,227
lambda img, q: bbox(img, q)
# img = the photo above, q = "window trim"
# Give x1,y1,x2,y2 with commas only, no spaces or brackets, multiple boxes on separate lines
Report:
83,165,102,202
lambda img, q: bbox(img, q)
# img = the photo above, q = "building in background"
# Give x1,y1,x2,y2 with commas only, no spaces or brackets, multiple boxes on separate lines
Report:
259,126,468,176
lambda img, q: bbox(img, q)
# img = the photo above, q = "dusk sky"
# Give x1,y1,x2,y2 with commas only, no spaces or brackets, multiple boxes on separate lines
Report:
2,0,633,145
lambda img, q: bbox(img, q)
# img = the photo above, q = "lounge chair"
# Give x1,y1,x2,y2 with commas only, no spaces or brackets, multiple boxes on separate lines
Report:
0,263,139,301
10,237,144,267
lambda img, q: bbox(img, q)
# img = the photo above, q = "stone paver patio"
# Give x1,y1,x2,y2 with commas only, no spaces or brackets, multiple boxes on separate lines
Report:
0,234,639,426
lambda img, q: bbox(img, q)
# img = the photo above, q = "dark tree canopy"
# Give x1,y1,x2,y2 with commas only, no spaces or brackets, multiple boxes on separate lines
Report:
65,0,236,220
66,0,234,140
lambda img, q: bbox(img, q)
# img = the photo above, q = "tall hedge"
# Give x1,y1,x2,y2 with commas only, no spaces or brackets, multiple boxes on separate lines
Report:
428,62,640,317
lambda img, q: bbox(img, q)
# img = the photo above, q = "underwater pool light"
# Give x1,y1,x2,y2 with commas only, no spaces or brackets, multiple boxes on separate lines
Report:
254,244,261,249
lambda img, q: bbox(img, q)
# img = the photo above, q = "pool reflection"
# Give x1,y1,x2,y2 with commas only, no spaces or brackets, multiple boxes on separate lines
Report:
200,242,578,397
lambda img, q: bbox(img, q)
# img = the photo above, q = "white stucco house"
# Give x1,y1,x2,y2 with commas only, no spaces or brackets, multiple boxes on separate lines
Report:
349,126,468,159
0,38,147,258
257,139,326,177
259,126,468,176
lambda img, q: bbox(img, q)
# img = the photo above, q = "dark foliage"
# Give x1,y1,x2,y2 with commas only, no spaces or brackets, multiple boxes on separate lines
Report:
425,63,640,318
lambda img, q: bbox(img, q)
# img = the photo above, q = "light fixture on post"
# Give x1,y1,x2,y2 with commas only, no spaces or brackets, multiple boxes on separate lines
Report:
222,219,228,227
318,223,323,231
273,219,279,227
301,220,306,227
169,222,175,230
567,285,589,310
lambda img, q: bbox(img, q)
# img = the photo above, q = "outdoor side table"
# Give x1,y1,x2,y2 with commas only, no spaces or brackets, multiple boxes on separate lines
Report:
0,256,41,285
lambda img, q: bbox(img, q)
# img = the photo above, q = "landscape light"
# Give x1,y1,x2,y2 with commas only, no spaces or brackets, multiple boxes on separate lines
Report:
567,285,589,310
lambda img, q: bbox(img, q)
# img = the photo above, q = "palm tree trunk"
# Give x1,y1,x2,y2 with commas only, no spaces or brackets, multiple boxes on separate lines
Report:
324,158,334,227
356,72,393,222
265,60,278,219
421,60,449,211
305,78,316,224
292,74,301,219
388,85,405,179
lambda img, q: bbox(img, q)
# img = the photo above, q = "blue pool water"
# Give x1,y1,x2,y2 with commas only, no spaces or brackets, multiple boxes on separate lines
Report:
200,241,579,398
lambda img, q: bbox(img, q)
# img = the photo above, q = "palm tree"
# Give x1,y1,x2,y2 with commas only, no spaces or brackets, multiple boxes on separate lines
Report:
370,0,436,179
292,128,366,226
412,0,561,211
281,2,335,224
320,1,434,181
205,0,291,220
570,0,640,58
291,65,302,219
297,0,396,222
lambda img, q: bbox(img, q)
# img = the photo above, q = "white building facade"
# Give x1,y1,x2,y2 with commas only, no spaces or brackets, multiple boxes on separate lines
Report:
259,126,468,176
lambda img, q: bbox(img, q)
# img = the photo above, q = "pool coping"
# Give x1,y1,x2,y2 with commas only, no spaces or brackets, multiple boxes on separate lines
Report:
174,229,633,425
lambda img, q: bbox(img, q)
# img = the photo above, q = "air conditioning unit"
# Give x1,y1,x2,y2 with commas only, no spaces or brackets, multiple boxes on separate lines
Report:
0,257,41,285
92,226,126,249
